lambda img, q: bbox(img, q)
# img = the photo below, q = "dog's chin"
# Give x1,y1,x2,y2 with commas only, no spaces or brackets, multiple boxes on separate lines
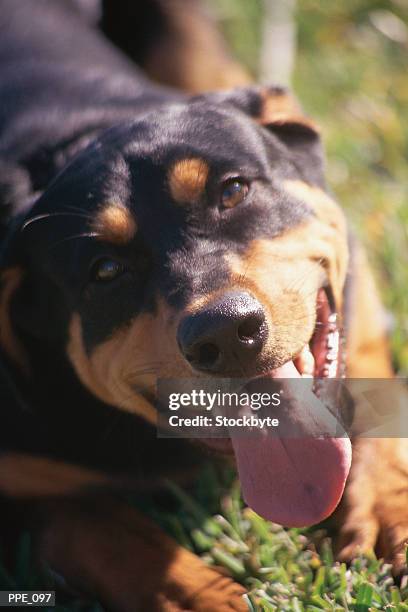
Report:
199,286,352,528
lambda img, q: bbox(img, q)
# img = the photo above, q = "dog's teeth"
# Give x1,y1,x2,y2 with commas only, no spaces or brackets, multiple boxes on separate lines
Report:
327,313,338,332
325,361,338,377
327,330,339,350
298,346,315,376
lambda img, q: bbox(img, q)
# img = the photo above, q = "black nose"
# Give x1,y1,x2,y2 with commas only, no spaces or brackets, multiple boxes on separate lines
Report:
177,291,267,374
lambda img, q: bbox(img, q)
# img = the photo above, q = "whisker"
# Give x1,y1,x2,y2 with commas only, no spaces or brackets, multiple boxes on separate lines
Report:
48,232,100,250
22,211,93,232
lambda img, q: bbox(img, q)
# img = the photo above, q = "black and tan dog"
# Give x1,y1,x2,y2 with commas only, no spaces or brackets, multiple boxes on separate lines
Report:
0,1,407,610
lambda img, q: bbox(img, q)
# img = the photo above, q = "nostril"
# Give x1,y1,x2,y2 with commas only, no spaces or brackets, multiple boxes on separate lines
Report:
185,342,220,368
237,313,265,344
197,342,220,367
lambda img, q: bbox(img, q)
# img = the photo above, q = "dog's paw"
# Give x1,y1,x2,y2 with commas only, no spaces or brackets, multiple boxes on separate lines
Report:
336,517,379,563
187,575,247,611
337,514,408,575
337,506,408,575
337,438,408,573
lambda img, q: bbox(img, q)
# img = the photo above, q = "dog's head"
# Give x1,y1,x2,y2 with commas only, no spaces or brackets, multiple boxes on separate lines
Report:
1,86,351,525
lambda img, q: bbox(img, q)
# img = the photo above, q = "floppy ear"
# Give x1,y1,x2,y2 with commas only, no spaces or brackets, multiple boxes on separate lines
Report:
255,86,324,187
199,85,325,187
0,213,29,374
0,265,30,376
0,204,64,377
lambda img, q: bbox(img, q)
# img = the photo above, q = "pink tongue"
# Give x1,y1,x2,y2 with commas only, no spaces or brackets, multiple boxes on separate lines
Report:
231,361,352,527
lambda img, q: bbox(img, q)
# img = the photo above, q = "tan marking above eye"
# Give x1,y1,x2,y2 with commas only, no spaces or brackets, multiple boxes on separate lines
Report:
168,157,209,204
91,203,137,245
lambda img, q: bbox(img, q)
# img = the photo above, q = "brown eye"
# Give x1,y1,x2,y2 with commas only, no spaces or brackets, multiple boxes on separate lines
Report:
91,258,124,282
221,179,249,208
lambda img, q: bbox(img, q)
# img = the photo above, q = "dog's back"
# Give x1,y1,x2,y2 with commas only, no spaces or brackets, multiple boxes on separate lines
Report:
0,0,176,228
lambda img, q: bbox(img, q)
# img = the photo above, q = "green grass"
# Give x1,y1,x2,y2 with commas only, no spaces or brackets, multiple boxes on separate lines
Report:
2,468,408,610
2,1,408,610
148,470,408,611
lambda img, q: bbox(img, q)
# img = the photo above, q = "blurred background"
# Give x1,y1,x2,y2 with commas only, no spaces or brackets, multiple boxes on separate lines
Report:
206,0,408,375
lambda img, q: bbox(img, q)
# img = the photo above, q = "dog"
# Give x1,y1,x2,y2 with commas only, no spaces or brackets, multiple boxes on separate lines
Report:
0,1,407,610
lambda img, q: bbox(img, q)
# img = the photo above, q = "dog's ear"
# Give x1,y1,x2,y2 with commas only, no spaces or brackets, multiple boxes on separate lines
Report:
0,207,65,377
0,214,28,374
199,85,325,187
0,236,30,375
256,86,324,187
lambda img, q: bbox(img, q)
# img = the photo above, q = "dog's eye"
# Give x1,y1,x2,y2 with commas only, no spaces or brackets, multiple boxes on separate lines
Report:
91,258,124,282
221,179,249,208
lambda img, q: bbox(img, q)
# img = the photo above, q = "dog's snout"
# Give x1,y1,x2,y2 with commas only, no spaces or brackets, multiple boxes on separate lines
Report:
177,291,267,374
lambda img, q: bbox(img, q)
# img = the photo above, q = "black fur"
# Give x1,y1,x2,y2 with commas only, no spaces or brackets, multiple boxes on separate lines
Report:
0,0,324,473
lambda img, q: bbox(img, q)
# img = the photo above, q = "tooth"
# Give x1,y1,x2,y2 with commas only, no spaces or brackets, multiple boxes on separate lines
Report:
327,330,339,350
298,345,315,376
328,313,338,332
324,361,338,377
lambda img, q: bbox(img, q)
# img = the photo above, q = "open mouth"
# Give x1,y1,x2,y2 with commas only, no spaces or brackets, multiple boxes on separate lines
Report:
201,286,352,528
203,285,343,455
200,286,344,457
293,287,343,387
